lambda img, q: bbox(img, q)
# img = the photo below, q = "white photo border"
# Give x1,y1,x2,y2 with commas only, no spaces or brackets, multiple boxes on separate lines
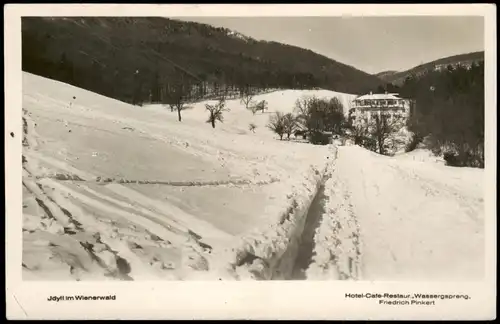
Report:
5,3,497,320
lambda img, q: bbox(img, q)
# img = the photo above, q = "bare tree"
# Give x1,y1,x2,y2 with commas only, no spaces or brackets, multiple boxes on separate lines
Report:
267,111,286,140
347,99,406,154
294,96,312,118
347,109,369,145
369,112,404,155
294,96,333,137
294,96,311,137
326,97,345,135
282,113,297,139
240,87,255,109
205,97,229,128
164,82,190,122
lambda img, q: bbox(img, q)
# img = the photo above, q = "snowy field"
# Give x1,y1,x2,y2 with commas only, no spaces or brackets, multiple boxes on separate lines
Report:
21,72,484,281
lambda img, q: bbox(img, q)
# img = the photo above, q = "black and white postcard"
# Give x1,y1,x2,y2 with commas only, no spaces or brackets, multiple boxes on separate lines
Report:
5,3,497,320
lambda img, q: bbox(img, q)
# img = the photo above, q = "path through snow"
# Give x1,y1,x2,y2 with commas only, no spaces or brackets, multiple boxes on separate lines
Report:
332,146,485,281
291,182,327,279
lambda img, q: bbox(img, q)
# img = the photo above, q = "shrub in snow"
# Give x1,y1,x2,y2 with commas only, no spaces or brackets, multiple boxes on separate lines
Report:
435,142,484,168
443,152,461,166
294,129,307,139
248,123,257,133
441,146,484,168
267,112,286,140
309,131,330,145
405,132,424,152
255,100,268,114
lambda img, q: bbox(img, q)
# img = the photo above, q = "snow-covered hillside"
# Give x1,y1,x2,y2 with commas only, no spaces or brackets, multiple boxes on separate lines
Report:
21,72,484,281
21,72,351,280
143,88,357,138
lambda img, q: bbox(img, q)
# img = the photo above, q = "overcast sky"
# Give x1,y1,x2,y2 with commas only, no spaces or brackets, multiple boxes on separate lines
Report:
176,16,484,75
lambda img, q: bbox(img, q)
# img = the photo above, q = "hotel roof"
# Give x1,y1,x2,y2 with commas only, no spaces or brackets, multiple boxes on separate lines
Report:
354,93,403,101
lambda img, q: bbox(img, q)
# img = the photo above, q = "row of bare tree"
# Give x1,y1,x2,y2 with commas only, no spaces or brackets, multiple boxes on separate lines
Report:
160,82,271,129
155,80,272,126
239,88,269,115
160,83,407,153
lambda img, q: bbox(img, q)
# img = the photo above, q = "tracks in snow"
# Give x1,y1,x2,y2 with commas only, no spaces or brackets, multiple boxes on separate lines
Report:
291,148,363,280
33,174,280,188
22,108,273,280
23,170,135,281
22,109,158,280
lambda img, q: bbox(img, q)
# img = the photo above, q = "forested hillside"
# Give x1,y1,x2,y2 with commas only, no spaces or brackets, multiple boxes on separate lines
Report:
376,51,484,85
22,17,383,105
374,70,398,80
372,61,485,167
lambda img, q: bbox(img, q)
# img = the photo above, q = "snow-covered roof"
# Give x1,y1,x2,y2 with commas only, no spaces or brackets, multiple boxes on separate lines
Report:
354,93,403,101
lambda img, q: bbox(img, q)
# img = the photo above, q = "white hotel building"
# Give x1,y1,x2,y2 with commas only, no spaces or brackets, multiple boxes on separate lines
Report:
350,92,411,124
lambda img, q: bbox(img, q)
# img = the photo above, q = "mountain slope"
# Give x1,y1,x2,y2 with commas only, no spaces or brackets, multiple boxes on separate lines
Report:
21,17,383,105
374,70,398,80
377,51,484,85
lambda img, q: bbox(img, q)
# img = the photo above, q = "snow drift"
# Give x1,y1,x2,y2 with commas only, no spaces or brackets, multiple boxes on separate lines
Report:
221,157,330,280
